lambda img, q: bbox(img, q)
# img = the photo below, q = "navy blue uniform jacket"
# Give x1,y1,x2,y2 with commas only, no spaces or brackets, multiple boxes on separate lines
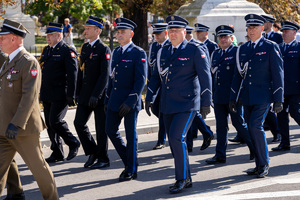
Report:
105,43,147,112
39,40,78,102
211,45,237,104
230,37,284,105
279,40,300,95
146,39,212,114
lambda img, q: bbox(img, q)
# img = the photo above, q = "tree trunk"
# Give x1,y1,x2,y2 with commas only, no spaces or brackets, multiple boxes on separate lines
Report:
123,7,149,50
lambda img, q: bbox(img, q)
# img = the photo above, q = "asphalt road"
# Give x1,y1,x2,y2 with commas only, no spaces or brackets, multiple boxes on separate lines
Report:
1,115,300,200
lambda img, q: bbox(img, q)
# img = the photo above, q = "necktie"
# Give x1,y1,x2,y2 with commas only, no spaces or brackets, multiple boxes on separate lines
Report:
222,49,226,56
172,48,177,55
251,43,255,50
120,47,123,55
158,44,162,49
48,47,53,55
284,44,289,51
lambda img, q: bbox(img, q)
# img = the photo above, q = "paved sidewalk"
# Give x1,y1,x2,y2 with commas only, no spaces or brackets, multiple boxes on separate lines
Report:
40,108,216,147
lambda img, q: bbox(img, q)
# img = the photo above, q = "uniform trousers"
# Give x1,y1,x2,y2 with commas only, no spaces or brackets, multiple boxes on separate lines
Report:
214,104,254,159
164,111,196,181
277,95,300,146
244,104,270,167
151,92,166,145
186,111,213,149
74,103,109,162
106,109,139,174
264,108,280,137
43,101,79,158
0,134,59,200
5,160,23,195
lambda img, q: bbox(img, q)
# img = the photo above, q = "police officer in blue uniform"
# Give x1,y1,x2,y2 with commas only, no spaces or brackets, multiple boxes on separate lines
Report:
105,17,147,182
260,14,282,143
230,14,284,178
185,26,214,152
194,23,219,56
39,22,80,163
206,25,254,164
74,16,111,169
261,15,283,44
272,21,300,151
146,23,170,150
146,15,212,193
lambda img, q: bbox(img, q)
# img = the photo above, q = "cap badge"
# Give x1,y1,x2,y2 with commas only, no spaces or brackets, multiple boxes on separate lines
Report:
171,16,175,20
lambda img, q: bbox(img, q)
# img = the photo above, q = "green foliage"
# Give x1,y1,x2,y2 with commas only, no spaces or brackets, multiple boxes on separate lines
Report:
24,0,118,25
247,0,300,23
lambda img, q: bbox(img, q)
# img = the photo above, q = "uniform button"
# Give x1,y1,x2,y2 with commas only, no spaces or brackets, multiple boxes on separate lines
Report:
115,80,117,82
182,64,184,66
249,82,252,85
249,60,251,62
114,88,117,90
169,72,172,74
249,75,251,77
217,77,220,79
0,79,2,81
116,72,118,74
168,79,170,81
188,94,190,97
249,67,251,70
167,86,169,89
116,64,118,66
170,64,172,67
218,83,220,85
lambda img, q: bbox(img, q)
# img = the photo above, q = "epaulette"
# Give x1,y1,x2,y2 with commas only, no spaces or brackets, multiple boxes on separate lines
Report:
133,45,145,52
188,41,200,47
24,54,32,60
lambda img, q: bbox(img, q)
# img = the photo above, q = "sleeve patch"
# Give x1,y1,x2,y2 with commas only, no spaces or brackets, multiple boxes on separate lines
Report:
106,54,111,60
30,69,38,77
71,52,76,58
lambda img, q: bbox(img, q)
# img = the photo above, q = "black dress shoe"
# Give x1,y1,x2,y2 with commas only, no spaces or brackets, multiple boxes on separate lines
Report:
119,169,137,182
4,192,25,200
257,165,269,178
169,178,192,194
272,144,290,151
228,136,245,143
272,133,281,142
45,154,64,163
153,144,165,150
90,161,110,169
67,142,80,160
205,155,226,164
246,167,258,175
200,135,214,150
84,154,97,168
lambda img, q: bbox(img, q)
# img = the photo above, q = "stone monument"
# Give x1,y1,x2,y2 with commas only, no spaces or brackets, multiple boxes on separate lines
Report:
1,1,35,50
175,0,266,44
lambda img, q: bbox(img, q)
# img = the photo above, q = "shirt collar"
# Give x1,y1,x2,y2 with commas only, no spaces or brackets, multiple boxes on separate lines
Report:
51,39,62,49
89,38,99,47
8,47,24,63
172,42,182,49
266,30,274,37
285,39,296,46
161,38,169,46
121,41,133,53
251,36,263,48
